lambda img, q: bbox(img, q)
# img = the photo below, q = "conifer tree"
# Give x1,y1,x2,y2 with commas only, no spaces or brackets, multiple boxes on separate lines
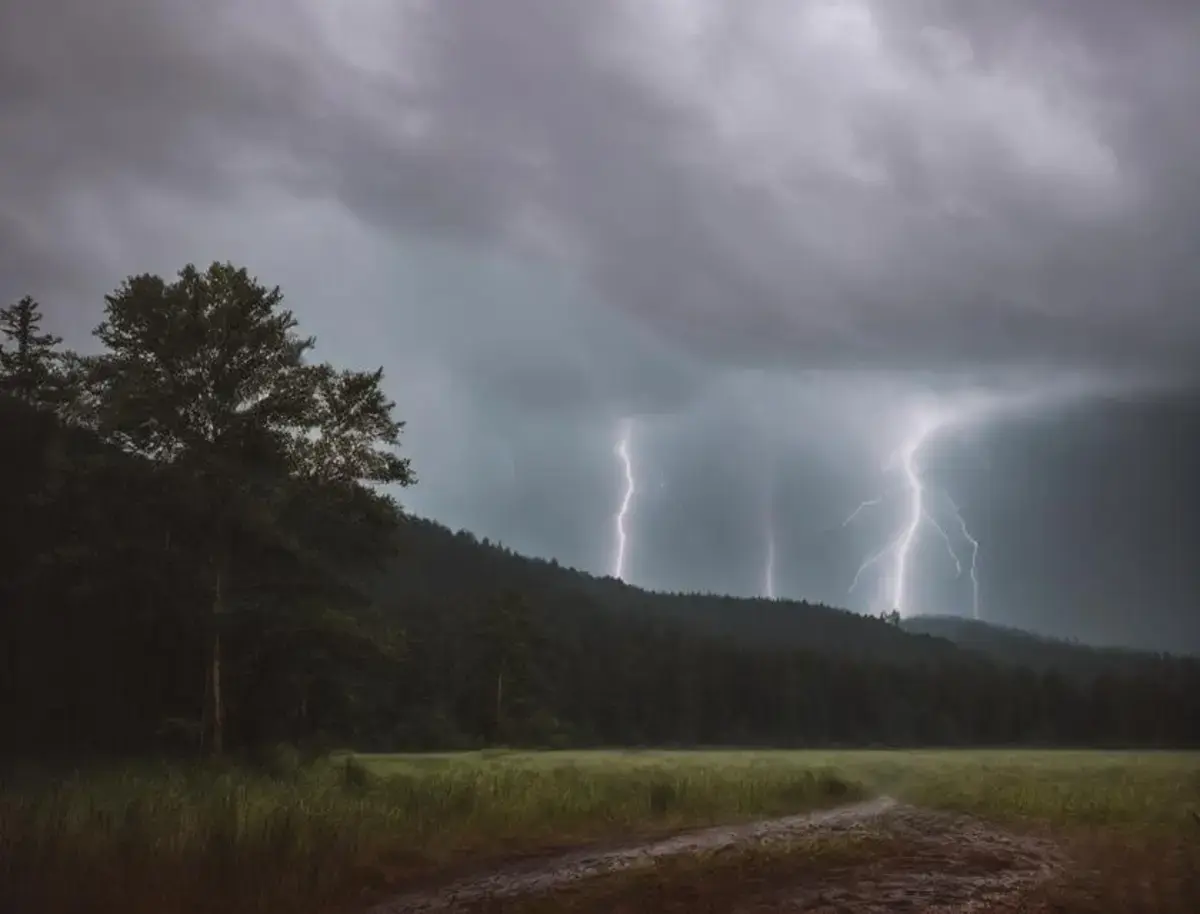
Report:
0,296,62,406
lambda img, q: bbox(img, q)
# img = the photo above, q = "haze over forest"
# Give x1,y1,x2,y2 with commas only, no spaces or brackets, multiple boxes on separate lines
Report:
3,0,1200,653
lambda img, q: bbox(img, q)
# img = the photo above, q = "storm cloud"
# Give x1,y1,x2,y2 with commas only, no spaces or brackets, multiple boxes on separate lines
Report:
3,0,1199,648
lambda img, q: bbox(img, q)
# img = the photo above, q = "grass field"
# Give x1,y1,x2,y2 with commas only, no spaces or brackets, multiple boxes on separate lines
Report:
2,749,1197,913
364,748,1200,832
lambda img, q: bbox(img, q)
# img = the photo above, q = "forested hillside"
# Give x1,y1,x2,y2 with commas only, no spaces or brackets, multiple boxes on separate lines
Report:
900,615,1180,681
378,517,968,665
4,266,1200,762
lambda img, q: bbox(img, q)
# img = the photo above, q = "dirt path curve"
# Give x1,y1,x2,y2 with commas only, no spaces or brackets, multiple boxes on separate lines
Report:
367,797,1066,913
748,806,1066,913
369,798,895,913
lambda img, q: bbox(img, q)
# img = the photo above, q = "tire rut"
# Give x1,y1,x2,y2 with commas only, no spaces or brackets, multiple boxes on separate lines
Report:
368,798,896,912
752,807,1066,913
367,797,1067,913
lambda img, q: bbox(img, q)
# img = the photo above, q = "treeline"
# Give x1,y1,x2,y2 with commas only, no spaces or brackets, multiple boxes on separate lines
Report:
2,266,1199,761
370,517,1200,749
899,615,1181,681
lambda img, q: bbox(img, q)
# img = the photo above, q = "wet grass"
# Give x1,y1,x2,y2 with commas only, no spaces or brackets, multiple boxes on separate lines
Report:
825,748,1200,831
367,747,1200,830
0,751,862,914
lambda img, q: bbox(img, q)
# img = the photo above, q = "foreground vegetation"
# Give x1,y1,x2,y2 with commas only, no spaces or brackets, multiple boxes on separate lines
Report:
0,751,862,914
3,749,1197,913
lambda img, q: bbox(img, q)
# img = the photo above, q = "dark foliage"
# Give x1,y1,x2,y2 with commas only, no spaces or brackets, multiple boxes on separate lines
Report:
0,296,64,407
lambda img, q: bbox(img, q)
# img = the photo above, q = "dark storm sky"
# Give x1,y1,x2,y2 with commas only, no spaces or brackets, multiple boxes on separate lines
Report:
2,0,1199,651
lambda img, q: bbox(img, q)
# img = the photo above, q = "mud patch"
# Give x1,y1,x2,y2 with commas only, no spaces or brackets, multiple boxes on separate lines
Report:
367,799,1067,913
760,808,1066,913
369,798,897,912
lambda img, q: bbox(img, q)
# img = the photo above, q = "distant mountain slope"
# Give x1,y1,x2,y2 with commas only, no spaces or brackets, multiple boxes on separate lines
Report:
383,517,977,668
383,517,1180,680
900,614,1177,679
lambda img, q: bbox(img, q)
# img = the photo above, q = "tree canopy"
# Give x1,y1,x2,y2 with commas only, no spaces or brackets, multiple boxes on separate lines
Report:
3,266,414,756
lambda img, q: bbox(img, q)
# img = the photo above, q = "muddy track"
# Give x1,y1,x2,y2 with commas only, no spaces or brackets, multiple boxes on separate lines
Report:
745,807,1066,913
368,797,1066,913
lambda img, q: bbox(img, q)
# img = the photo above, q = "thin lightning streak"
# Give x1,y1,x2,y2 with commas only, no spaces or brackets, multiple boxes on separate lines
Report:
760,435,778,599
841,498,881,527
924,511,963,578
945,495,981,620
612,420,635,581
763,522,777,599
850,538,897,593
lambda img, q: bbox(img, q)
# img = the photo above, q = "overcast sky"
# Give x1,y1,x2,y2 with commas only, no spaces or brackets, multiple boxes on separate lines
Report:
3,0,1199,651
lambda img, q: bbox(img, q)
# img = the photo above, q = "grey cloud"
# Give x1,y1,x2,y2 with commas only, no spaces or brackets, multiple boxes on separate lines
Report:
0,0,713,415
1,1,286,196
6,0,1200,381
302,0,1200,378
0,0,326,312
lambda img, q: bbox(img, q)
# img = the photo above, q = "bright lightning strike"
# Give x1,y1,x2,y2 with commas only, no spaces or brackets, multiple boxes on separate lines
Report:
611,419,636,581
845,407,985,619
843,378,1130,620
889,422,932,615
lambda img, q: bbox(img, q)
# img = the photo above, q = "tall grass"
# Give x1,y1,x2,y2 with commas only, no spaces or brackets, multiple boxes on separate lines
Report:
5,750,1196,913
828,749,1200,831
0,752,862,914
378,748,1200,832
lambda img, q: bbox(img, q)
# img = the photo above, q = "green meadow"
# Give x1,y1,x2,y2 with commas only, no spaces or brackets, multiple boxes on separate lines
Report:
2,749,1196,913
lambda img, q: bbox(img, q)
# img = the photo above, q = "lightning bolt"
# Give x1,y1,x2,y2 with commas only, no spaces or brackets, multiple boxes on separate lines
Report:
850,539,895,594
844,409,984,619
889,423,931,615
842,379,1124,620
945,494,981,620
925,510,962,577
612,419,635,581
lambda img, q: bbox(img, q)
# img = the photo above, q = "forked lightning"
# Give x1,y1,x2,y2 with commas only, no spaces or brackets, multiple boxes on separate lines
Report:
847,409,982,618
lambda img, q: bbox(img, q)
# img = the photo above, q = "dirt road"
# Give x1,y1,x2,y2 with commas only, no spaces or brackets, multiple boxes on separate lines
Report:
368,797,1066,913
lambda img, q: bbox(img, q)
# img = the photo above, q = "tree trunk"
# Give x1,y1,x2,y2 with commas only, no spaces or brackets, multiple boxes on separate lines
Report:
203,564,225,757
495,669,504,742
210,628,223,756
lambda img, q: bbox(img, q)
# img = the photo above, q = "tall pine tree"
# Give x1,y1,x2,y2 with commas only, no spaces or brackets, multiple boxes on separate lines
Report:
0,296,62,406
